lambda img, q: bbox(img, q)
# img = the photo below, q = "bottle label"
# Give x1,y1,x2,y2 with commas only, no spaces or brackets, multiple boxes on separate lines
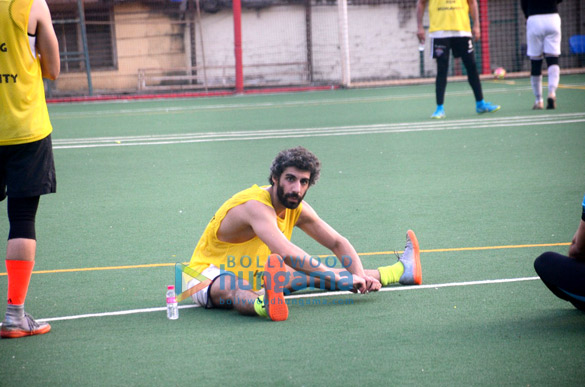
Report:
167,297,176,303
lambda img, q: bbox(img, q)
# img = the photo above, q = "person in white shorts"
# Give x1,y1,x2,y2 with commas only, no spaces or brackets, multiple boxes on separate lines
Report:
522,0,563,110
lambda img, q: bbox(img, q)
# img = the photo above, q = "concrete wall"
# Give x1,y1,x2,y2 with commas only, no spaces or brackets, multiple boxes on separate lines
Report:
55,2,187,93
51,0,583,94
55,3,425,93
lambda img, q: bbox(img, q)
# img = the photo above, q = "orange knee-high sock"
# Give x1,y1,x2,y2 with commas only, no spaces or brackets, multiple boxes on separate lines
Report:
6,260,35,305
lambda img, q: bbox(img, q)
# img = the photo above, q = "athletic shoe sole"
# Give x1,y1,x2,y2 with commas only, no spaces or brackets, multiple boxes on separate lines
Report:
477,106,501,114
407,230,422,285
263,254,289,321
1,323,51,339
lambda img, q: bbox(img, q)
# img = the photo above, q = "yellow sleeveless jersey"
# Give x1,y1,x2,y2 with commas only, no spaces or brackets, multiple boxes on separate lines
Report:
428,0,472,34
0,0,53,146
189,185,303,290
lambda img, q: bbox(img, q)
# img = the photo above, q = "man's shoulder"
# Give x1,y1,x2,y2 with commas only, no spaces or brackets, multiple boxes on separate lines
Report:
30,0,49,21
226,187,274,216
230,184,271,205
240,197,272,210
234,184,268,195
221,196,275,233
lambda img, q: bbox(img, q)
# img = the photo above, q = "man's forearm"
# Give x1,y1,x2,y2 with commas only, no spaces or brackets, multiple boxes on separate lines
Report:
568,221,585,260
331,242,366,278
416,0,427,30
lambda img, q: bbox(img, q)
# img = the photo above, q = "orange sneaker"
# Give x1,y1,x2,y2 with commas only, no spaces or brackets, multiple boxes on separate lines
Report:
263,254,288,321
399,230,422,285
1,313,51,339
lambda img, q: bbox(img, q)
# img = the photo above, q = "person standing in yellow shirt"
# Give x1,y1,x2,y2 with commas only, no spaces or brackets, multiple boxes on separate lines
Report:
416,0,500,119
0,0,60,339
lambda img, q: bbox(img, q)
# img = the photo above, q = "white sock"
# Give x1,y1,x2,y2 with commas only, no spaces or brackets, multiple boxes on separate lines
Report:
547,64,560,98
531,75,543,103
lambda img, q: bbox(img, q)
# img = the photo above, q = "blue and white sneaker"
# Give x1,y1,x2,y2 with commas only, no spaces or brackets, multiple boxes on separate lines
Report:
399,230,422,285
476,100,501,114
431,105,446,119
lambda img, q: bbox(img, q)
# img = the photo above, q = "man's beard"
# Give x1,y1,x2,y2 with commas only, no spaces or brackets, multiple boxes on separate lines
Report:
276,183,305,209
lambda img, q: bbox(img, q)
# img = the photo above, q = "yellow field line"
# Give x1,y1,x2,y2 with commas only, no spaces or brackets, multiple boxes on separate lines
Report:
0,263,174,276
0,242,570,276
557,83,585,90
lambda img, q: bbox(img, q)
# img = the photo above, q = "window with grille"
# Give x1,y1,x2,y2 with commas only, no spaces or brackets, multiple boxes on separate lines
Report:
52,7,117,72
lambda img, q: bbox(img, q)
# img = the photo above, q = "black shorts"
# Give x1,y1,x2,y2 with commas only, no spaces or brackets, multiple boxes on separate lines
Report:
0,135,56,201
432,37,475,59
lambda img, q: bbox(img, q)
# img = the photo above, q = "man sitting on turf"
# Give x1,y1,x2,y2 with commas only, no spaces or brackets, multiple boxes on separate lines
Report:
534,193,585,311
186,146,422,321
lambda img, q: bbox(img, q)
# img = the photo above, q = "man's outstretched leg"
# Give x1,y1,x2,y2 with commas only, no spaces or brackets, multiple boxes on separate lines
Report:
199,256,289,321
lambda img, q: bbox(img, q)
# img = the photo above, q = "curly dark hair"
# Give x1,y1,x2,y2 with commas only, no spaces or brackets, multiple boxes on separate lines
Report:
268,146,321,186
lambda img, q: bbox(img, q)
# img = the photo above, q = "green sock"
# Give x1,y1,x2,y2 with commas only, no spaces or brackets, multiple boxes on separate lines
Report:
378,262,405,286
254,295,267,318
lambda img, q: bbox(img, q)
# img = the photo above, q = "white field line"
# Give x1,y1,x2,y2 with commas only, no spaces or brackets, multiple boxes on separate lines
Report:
25,276,539,324
52,113,585,150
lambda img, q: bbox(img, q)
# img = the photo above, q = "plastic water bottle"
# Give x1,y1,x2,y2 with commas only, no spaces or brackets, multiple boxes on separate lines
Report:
166,285,179,320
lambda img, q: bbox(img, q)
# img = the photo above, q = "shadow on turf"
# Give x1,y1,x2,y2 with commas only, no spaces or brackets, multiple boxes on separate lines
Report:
178,292,379,322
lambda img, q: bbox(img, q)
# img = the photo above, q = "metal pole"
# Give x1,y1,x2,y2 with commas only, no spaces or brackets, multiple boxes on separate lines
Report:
419,46,425,78
479,0,491,75
195,0,208,91
305,0,313,83
77,0,93,95
337,0,350,87
233,0,244,93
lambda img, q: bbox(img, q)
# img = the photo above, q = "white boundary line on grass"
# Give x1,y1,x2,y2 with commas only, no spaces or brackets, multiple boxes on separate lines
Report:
52,113,585,150
31,276,539,324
